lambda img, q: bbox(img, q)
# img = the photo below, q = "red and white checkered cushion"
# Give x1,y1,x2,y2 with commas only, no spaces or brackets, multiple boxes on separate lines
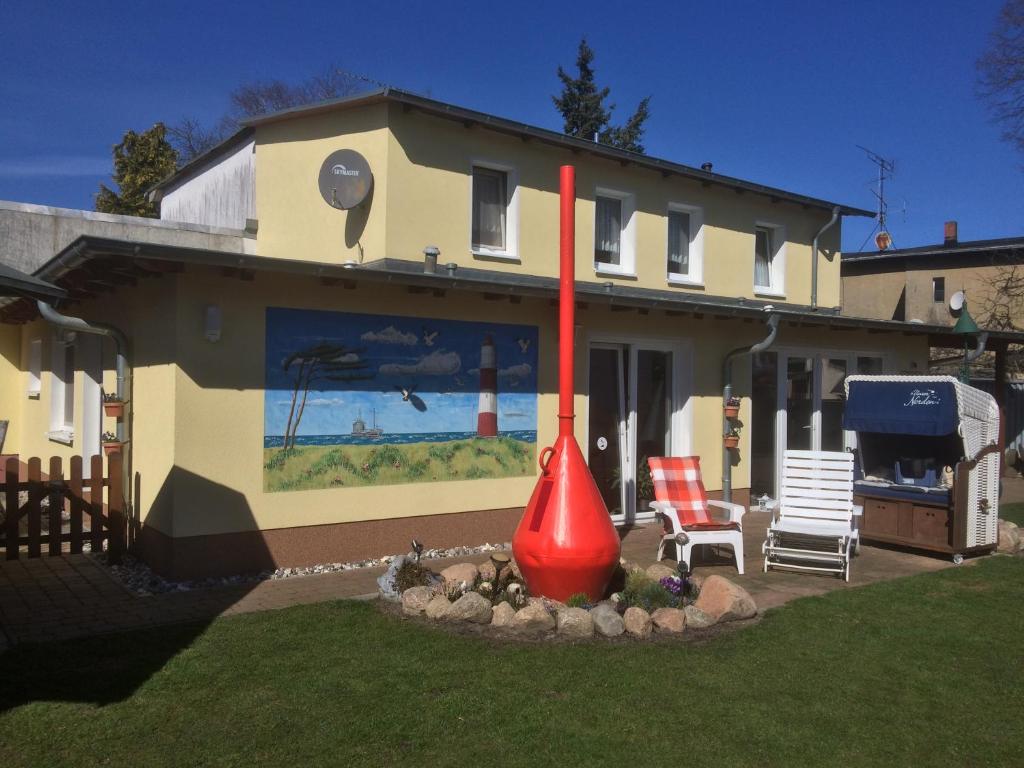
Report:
648,456,737,530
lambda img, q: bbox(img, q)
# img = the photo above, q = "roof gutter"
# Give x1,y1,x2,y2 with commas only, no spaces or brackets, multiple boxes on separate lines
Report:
722,313,780,503
811,206,841,309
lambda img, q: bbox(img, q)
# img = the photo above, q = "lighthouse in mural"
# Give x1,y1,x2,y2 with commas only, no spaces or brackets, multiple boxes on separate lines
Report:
476,334,498,437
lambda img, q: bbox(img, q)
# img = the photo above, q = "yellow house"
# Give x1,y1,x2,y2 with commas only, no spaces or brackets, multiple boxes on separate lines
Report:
6,88,1012,579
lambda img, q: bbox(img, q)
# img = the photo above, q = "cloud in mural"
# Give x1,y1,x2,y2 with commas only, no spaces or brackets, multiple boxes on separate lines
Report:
327,352,361,364
306,397,347,407
361,326,417,345
379,350,462,376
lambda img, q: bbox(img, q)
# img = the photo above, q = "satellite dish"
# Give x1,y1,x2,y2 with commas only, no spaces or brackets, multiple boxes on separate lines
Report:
318,150,373,209
949,290,965,313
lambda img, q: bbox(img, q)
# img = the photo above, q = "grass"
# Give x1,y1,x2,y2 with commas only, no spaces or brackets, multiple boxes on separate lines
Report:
1,556,1023,767
263,437,533,491
1000,501,1024,527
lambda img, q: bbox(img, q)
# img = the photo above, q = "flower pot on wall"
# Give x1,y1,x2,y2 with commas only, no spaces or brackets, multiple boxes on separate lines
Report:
723,435,740,449
103,402,125,418
724,405,740,419
102,442,124,456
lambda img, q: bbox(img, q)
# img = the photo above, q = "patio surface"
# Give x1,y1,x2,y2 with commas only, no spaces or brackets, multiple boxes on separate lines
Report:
3,477,1020,648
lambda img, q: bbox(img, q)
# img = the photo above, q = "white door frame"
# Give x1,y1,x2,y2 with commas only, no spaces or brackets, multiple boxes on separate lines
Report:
585,333,693,524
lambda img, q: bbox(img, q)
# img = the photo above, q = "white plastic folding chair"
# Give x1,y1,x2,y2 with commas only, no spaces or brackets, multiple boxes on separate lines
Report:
762,450,861,581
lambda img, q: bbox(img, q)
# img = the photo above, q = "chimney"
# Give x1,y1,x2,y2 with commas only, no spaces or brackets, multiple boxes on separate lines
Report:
944,220,958,245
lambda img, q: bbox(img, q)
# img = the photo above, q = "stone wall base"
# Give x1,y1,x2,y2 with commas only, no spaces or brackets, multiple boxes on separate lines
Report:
136,488,752,581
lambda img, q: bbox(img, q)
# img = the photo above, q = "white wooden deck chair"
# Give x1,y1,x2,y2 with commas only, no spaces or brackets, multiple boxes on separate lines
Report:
762,450,861,581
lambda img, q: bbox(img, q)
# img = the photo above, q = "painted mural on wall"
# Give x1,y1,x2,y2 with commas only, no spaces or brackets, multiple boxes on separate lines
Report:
264,307,538,492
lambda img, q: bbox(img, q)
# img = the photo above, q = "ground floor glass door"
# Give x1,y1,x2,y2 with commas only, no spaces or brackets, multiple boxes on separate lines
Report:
588,342,676,524
751,350,885,499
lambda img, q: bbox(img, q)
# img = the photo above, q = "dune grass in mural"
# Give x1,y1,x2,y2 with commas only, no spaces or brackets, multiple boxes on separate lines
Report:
263,436,533,492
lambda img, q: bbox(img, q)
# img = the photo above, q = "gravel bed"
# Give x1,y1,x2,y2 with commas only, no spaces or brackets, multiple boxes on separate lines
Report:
90,542,512,596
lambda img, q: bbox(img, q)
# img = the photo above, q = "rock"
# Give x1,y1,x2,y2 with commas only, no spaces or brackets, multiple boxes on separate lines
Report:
623,607,653,638
591,605,625,637
651,607,686,633
491,601,517,628
997,520,1021,554
688,574,705,593
478,561,497,581
513,602,556,633
376,555,408,601
646,563,677,582
401,586,434,615
446,592,493,623
440,562,479,588
619,559,643,574
556,607,595,638
424,595,452,620
694,575,757,623
684,604,715,629
529,596,565,611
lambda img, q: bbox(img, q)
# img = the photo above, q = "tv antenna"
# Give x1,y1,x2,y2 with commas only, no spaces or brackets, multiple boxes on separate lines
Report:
856,145,897,251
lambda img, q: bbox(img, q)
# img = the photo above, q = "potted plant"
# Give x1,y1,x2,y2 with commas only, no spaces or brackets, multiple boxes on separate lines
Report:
723,428,740,449
103,392,126,418
724,396,741,419
610,456,657,512
101,431,124,455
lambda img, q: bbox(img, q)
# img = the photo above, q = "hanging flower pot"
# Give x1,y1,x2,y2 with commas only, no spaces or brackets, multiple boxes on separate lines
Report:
102,441,124,456
724,404,740,419
724,434,740,449
103,401,125,418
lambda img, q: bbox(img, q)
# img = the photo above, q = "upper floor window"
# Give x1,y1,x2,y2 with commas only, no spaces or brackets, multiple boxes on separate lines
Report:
667,203,704,285
471,162,518,259
594,188,635,275
932,277,945,303
754,222,786,295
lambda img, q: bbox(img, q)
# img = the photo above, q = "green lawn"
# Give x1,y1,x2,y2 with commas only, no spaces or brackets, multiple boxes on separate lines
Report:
1001,501,1024,527
2,557,1023,767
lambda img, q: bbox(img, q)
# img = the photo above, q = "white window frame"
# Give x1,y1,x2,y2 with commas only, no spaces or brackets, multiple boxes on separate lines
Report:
48,333,74,444
27,338,41,397
753,221,786,297
666,202,704,287
594,187,636,277
469,160,519,261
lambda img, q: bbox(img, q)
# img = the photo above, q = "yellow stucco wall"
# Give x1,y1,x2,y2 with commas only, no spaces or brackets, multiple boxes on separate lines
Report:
0,324,22,451
252,102,844,308
0,268,927,539
255,102,390,265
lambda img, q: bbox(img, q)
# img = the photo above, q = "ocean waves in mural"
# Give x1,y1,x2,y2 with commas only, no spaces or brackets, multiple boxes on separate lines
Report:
263,307,539,492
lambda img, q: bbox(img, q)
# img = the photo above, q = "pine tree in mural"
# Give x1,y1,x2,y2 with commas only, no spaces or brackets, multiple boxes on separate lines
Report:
281,343,372,450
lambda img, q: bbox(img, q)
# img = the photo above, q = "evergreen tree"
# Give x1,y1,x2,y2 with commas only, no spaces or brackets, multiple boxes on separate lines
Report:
553,38,651,153
95,123,177,217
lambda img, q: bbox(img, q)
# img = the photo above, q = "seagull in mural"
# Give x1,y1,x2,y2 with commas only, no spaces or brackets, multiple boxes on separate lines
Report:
422,328,439,347
395,383,428,412
517,338,531,353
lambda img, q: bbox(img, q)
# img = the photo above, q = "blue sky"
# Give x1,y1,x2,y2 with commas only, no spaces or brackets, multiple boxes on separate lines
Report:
2,1,1020,251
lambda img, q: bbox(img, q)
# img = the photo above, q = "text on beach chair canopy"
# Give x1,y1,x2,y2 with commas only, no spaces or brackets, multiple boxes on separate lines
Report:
843,379,958,436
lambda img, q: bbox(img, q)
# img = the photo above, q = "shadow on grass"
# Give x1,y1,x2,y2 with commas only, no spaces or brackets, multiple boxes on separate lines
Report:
0,467,273,712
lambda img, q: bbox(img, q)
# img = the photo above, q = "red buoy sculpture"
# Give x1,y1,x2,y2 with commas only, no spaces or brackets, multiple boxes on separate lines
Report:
511,165,621,602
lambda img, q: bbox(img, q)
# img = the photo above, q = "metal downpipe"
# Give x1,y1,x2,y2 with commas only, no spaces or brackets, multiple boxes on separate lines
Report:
36,301,131,507
721,313,780,503
811,206,841,309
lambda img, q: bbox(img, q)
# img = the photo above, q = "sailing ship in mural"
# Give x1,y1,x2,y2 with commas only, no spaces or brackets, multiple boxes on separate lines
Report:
263,307,538,492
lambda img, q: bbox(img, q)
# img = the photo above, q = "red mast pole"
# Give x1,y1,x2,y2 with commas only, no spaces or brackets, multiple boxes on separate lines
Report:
558,165,575,439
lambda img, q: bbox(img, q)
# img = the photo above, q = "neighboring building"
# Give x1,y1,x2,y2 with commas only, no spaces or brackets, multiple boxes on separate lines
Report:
841,223,1024,327
3,88,1019,578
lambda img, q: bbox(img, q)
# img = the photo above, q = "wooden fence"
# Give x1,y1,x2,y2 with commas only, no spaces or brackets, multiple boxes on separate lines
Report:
1,453,125,563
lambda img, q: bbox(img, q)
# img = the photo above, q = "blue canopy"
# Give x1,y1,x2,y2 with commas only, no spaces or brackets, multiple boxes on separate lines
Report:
843,379,958,436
